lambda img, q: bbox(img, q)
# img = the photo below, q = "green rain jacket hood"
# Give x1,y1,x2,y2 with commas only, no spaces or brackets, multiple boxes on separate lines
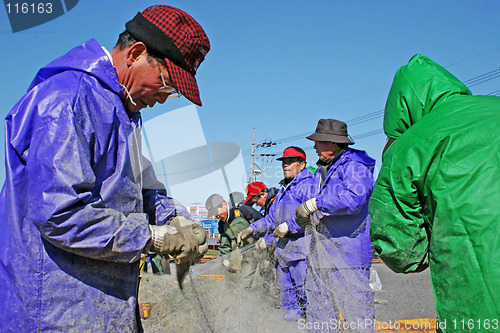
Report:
370,54,500,332
384,54,471,139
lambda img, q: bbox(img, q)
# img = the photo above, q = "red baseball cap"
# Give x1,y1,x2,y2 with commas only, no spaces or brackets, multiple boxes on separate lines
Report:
126,5,210,106
276,146,306,161
243,181,267,204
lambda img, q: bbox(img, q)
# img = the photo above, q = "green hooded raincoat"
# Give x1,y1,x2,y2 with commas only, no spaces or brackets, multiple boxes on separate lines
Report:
369,54,500,332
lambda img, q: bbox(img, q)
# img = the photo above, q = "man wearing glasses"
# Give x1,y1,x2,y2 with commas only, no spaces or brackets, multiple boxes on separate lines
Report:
244,181,278,215
295,119,376,332
205,193,262,287
0,5,210,333
238,146,314,323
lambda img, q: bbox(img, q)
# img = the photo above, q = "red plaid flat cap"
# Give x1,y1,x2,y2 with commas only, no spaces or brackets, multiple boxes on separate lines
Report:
126,5,210,106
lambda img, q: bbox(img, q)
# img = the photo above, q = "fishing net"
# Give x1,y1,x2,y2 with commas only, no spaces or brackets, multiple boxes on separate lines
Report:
302,215,376,332
139,216,376,332
139,245,301,333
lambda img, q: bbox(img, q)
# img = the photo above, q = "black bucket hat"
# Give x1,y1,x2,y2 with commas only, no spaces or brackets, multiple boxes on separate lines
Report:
306,119,354,145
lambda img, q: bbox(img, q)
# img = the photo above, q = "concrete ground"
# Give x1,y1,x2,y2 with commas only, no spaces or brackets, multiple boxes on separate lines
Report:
372,262,437,323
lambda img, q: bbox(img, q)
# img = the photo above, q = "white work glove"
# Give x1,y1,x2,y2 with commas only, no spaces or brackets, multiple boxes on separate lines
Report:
273,222,289,238
255,238,267,251
148,224,185,254
237,226,254,247
295,198,318,229
148,217,207,265
222,259,237,273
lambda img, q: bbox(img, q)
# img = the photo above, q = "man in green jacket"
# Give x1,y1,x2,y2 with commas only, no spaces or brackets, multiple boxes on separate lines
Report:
369,54,500,332
206,193,262,286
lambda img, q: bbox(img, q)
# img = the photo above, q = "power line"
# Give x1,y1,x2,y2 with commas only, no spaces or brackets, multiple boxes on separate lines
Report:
446,47,500,67
464,69,500,87
248,128,276,182
241,66,500,157
242,67,500,158
269,68,500,146
352,128,385,140
276,128,387,155
248,49,500,134
243,75,500,160
271,109,385,148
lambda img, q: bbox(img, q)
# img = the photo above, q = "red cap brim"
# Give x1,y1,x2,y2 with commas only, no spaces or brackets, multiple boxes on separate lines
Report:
243,194,253,205
165,58,202,106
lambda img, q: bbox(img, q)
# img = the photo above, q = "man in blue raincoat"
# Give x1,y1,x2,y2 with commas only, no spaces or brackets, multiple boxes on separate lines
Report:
238,146,314,322
295,119,375,332
0,5,210,333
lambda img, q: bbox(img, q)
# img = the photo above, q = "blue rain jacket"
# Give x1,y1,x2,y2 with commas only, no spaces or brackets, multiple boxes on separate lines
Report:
309,149,375,269
250,168,314,268
260,187,278,246
0,39,190,332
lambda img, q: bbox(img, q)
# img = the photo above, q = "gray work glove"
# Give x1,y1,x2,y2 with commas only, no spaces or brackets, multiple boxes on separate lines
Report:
171,217,208,264
273,222,289,239
237,226,254,247
191,223,209,264
295,198,318,229
255,238,267,251
222,259,237,273
148,217,207,265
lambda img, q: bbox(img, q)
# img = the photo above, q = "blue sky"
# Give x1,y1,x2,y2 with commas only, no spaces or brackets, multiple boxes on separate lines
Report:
1,1,499,205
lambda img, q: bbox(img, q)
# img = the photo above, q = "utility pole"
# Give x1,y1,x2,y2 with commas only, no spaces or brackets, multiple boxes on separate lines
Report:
250,128,255,183
249,128,276,183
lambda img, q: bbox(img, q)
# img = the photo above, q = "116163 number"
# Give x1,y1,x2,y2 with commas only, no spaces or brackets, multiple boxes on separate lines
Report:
5,2,53,14
452,319,499,330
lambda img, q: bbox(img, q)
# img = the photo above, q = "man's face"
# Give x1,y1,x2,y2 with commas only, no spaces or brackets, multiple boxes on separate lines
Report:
253,192,268,208
314,141,342,163
282,157,305,180
215,202,229,222
122,53,174,113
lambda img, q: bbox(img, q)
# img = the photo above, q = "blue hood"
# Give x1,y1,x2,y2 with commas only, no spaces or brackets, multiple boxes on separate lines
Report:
28,39,123,97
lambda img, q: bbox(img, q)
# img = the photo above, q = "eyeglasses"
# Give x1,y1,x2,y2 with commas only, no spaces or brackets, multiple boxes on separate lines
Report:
156,62,182,99
282,158,301,166
252,192,264,201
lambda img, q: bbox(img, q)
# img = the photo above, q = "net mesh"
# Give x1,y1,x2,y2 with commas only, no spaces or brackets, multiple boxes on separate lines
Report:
139,246,300,333
302,216,375,332
139,218,376,332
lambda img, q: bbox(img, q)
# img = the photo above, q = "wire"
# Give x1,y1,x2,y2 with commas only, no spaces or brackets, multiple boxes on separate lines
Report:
243,85,500,160
463,69,500,84
300,128,385,153
464,69,500,87
242,67,500,159
276,109,384,146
